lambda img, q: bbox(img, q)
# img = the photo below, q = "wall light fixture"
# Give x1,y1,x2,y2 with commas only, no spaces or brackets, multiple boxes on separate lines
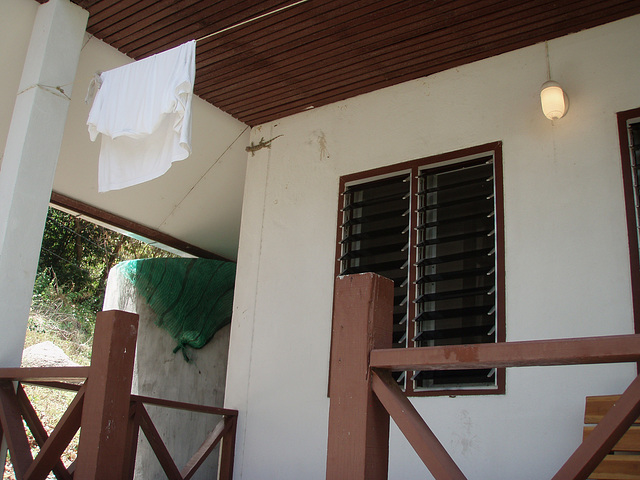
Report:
540,80,569,120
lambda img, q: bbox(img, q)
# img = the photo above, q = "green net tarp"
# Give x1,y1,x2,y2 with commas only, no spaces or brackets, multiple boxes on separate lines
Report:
116,258,235,361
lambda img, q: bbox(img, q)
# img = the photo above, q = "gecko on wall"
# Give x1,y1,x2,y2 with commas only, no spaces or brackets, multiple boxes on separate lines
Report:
245,135,283,156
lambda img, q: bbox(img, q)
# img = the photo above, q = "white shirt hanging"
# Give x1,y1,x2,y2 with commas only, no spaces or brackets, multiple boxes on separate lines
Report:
87,40,196,192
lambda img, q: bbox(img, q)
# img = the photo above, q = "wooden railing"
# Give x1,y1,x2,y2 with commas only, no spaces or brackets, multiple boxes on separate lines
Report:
123,395,237,480
0,310,237,480
326,273,640,480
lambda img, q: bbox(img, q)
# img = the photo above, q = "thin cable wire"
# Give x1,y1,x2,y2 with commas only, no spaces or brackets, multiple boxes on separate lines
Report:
40,246,90,274
195,0,310,43
545,41,551,81
158,125,250,228
48,215,110,255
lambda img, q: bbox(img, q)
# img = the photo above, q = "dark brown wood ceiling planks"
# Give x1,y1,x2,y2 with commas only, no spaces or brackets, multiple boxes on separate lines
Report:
39,0,640,126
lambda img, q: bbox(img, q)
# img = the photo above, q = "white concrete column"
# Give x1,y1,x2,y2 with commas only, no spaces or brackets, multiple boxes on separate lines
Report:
0,0,88,367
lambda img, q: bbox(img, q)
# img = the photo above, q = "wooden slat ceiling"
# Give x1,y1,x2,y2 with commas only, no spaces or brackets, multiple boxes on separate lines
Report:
48,0,640,126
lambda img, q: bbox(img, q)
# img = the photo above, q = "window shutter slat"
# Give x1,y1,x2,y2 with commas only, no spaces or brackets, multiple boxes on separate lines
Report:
415,247,494,267
416,228,494,247
418,171,493,194
341,207,409,227
340,226,407,244
415,265,494,284
417,190,493,212
416,210,494,229
414,285,494,303
417,158,493,182
412,369,495,385
413,324,495,342
342,191,409,211
339,241,408,261
340,259,407,276
414,305,494,322
344,174,410,194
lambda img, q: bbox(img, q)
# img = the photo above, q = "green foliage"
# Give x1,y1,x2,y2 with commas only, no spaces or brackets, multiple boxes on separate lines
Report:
31,269,96,342
35,207,178,334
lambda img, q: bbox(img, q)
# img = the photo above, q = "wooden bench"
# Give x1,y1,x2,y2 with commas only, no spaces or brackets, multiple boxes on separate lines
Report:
584,395,640,479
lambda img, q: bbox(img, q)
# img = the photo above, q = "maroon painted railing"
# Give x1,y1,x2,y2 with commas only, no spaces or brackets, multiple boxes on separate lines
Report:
327,273,640,480
0,310,237,480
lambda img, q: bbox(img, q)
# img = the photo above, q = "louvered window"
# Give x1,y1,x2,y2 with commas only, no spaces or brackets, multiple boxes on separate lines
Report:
337,143,504,396
627,121,640,253
413,157,496,389
620,112,640,335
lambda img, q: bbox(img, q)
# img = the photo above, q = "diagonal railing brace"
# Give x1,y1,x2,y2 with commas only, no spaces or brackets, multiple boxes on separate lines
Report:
136,402,183,479
371,369,467,480
23,384,84,480
181,417,228,480
553,373,640,480
16,384,71,480
0,379,33,478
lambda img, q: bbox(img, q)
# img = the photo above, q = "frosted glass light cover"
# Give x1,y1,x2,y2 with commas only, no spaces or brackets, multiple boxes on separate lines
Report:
540,81,568,120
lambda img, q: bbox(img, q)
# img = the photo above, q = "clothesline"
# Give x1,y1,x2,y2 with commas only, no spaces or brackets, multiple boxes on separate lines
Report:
195,0,310,43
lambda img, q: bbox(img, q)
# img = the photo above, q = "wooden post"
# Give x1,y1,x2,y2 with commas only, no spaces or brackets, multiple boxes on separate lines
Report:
326,273,394,480
74,310,139,479
219,415,237,480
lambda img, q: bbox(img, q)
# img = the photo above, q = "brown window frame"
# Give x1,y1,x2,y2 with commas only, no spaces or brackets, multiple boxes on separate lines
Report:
618,107,640,334
332,142,505,397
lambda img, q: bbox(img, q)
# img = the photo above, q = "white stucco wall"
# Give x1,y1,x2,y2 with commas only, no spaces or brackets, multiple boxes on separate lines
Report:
225,15,640,480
